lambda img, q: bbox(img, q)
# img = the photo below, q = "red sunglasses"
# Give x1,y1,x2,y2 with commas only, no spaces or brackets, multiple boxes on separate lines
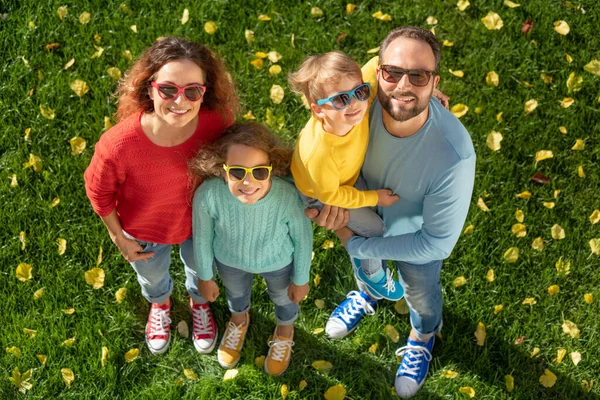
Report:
151,82,207,102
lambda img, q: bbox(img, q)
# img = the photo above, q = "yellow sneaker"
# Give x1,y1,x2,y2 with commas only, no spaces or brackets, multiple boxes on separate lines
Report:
217,313,249,368
264,326,294,376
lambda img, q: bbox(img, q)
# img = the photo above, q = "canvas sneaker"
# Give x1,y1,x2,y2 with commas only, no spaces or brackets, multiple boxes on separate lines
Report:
190,299,218,354
325,291,377,339
354,260,404,301
264,327,294,376
217,313,249,368
145,300,172,355
394,336,435,398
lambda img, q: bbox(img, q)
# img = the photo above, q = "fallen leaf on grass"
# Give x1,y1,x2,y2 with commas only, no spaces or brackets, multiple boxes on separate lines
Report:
539,369,557,388
486,71,499,86
582,379,594,393
583,60,600,76
481,12,503,30
522,298,536,305
477,198,489,212
311,7,324,18
281,384,289,399
512,224,526,237
578,165,585,178
494,305,503,315
313,328,324,335
516,191,532,199
486,269,495,282
474,322,486,346
346,4,357,15
459,386,476,397
9,367,33,393
504,0,520,7
584,293,593,304
457,0,470,11
269,65,282,76
314,299,325,309
181,9,189,25
70,80,90,97
589,239,600,255
313,274,321,287
62,337,75,346
24,328,37,338
486,131,502,151
531,173,550,184
258,14,271,21
124,348,139,362
184,368,198,380
548,285,560,296
562,320,580,339
16,263,33,281
270,85,284,104
530,347,540,357
571,139,584,151
589,210,600,224
555,348,567,363
115,287,127,303
6,346,22,357
255,355,265,368
426,16,438,25
463,225,474,234
177,320,188,338
505,374,515,392
570,351,581,366
85,268,105,289
10,174,18,187
79,12,91,24
551,224,565,240
524,99,538,114
91,45,104,59
204,21,217,35
384,324,400,343
450,104,468,118
70,137,86,155
312,360,333,373
503,247,519,263
57,6,68,20
368,343,379,353
394,298,410,314
561,98,574,108
372,11,392,21
441,370,458,378
543,202,555,209
63,308,75,314
61,368,75,386
522,18,534,34
449,69,464,78
554,20,570,35
454,276,467,288
19,231,26,250
324,384,346,400
33,288,44,299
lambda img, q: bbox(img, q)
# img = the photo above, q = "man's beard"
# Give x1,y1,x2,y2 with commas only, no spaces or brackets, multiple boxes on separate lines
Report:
378,87,432,122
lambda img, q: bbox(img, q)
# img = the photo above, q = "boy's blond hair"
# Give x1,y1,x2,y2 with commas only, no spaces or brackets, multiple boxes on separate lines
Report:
288,51,362,105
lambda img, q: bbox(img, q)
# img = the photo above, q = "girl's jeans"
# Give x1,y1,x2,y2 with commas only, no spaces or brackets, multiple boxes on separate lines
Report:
215,259,299,325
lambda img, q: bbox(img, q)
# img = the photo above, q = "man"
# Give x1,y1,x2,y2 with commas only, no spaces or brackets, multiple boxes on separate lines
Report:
309,26,475,398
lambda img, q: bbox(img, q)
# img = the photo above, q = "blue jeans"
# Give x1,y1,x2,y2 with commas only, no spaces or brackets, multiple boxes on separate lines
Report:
215,260,299,325
125,232,205,305
353,258,443,341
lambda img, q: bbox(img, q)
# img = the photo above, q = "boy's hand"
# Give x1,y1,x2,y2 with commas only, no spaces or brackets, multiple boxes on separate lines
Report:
376,189,400,207
288,282,309,304
199,279,219,302
336,227,355,247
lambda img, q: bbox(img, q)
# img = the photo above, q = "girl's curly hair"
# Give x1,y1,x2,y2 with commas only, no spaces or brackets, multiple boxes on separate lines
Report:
189,122,293,180
115,36,239,122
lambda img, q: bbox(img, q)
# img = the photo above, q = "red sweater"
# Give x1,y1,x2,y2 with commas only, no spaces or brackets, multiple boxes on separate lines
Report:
84,110,229,244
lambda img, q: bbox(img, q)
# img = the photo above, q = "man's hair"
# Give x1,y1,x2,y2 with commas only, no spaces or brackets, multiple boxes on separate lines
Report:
379,26,441,72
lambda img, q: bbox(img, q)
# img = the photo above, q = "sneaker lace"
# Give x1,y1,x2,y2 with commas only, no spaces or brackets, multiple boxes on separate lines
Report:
394,345,432,377
382,268,397,294
149,308,171,337
338,291,375,324
268,338,294,362
223,322,244,350
192,305,213,336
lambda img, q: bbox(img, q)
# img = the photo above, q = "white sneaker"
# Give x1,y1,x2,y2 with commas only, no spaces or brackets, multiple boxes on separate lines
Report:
190,299,218,354
145,300,171,355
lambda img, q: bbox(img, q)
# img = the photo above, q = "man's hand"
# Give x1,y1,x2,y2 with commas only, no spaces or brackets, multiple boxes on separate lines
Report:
304,204,349,231
376,189,400,207
198,279,219,302
433,88,450,109
288,282,309,304
113,234,155,262
336,227,355,247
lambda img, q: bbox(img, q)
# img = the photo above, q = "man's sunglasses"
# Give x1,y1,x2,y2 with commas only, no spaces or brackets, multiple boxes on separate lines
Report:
223,164,273,182
316,83,371,110
151,82,207,102
378,65,436,87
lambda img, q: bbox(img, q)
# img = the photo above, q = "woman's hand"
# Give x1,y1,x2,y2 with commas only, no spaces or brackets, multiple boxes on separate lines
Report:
304,204,349,231
113,234,155,262
288,282,309,304
199,279,220,302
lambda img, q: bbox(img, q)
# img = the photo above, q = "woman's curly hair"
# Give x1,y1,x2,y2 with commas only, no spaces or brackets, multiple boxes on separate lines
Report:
189,122,293,181
115,36,239,122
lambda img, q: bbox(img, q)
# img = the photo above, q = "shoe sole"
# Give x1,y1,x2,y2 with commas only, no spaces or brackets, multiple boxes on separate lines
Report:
264,361,289,376
146,336,171,355
194,328,218,354
355,269,404,301
218,352,241,369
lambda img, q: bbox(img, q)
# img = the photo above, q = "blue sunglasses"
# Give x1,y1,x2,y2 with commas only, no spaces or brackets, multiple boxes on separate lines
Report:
316,83,371,110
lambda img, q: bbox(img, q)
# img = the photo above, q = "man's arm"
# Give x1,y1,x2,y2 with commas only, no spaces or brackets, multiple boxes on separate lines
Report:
345,155,475,262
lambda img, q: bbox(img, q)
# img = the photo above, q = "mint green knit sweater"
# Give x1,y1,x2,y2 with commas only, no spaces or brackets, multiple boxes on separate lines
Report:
192,177,313,285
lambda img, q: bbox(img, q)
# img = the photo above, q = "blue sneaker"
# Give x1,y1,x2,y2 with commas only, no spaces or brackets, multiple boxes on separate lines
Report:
325,291,377,339
354,260,404,301
394,336,435,398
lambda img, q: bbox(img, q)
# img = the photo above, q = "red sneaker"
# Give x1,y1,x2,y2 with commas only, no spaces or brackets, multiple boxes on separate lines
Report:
145,300,171,355
190,299,218,354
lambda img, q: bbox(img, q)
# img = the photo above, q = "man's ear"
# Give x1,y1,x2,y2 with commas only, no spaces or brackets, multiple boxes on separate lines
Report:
310,103,325,119
433,74,440,88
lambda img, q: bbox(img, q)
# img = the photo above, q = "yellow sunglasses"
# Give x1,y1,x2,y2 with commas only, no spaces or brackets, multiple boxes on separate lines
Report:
223,164,272,182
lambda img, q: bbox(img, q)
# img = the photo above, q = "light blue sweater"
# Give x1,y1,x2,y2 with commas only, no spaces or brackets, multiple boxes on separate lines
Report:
346,98,476,264
192,177,313,285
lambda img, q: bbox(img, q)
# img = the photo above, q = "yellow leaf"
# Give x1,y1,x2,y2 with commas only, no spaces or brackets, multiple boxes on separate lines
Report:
281,384,289,399
589,238,600,255
181,9,189,25
312,327,324,335
441,370,459,378
554,20,570,35
115,287,127,303
535,150,553,163
583,60,600,76
269,65,282,76
311,7,324,18
503,0,520,7
63,308,75,314
184,368,198,380
64,58,75,70
61,368,75,386
474,322,486,346
503,247,519,263
530,347,540,357
454,276,467,288
570,351,581,366
244,29,255,45
524,99,538,114
10,174,18,187
258,14,271,21
16,263,33,281
37,354,47,366
96,247,103,266
556,258,571,275
571,139,584,150
394,298,410,315
522,297,536,305
578,165,585,178
62,337,75,346
515,209,524,222
562,320,580,339
540,369,557,388
107,67,122,81
130,25,137,33
516,191,531,199
223,368,238,381
553,190,560,198
299,380,308,391
367,46,380,54
6,346,22,357
204,21,217,35
486,71,499,87
543,202,555,209
551,224,565,240
494,304,503,315
70,80,90,97
582,379,594,393
531,237,544,251
383,324,400,343
443,40,454,47
477,197,489,212
85,267,105,289
463,225,474,234
548,285,560,296
540,73,552,83
22,153,42,173
122,50,133,61
23,328,37,338
589,210,600,224
33,288,44,299
79,12,91,24
268,51,282,63
368,343,379,353
566,72,583,93
475,107,483,114
101,346,109,367
322,240,335,249
426,16,438,25
124,348,139,362
584,293,593,304
91,45,104,59
346,4,357,15
55,238,67,255
449,69,464,78
242,111,256,120
250,58,264,69
324,384,346,400
505,374,515,392
314,299,325,309
372,11,392,21
176,320,189,338
567,54,574,63
19,231,26,250
511,223,526,238
40,104,55,119
57,6,68,20
450,104,468,118
486,269,495,282
254,355,265,368
496,112,503,123
555,348,567,363
457,0,470,11
313,274,321,287
70,137,86,155
558,126,567,135
481,11,503,30
459,386,476,398
561,97,574,108
312,360,333,373
484,131,503,152
521,81,534,88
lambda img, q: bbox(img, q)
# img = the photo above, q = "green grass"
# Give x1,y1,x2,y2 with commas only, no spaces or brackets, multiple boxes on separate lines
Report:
1,0,600,398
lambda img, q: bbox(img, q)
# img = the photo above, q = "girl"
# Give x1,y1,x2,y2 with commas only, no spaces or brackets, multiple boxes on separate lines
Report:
190,122,312,376
84,37,239,355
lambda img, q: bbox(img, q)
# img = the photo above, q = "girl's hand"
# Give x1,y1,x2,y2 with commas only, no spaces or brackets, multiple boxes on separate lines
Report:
376,189,400,207
433,88,450,109
199,279,220,302
113,234,155,262
336,227,355,247
288,282,309,304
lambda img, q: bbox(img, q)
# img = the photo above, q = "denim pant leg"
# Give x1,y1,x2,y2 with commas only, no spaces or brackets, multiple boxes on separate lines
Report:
216,260,254,316
395,260,443,341
129,241,173,304
352,257,386,289
261,263,299,325
346,173,385,237
179,237,208,304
